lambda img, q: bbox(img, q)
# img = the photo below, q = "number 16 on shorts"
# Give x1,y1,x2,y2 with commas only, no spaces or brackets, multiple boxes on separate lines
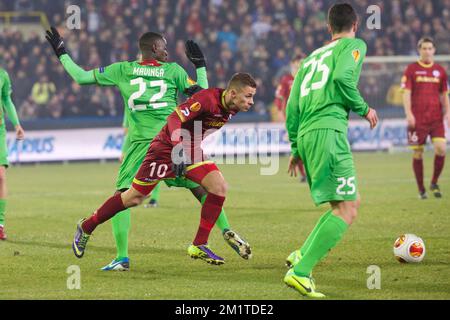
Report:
336,176,356,196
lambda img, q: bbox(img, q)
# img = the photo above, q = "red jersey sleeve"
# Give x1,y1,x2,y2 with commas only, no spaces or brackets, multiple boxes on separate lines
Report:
440,67,448,93
174,91,212,123
401,65,413,91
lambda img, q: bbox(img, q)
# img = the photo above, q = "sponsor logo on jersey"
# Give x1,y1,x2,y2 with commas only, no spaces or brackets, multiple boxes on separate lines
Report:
352,49,360,62
415,76,440,83
206,121,225,127
190,102,201,112
99,67,105,73
415,71,427,75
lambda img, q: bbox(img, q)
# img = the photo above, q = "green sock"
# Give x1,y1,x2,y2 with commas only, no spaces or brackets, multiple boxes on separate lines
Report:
294,213,348,277
111,208,131,260
200,194,230,232
0,199,5,226
150,182,161,202
300,210,333,256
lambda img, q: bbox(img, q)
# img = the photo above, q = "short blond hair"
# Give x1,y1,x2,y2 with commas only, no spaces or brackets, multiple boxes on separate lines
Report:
227,73,257,90
417,37,434,49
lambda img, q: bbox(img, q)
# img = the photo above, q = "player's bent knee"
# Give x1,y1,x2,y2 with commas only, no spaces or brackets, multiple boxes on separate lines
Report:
207,182,228,197
121,188,146,208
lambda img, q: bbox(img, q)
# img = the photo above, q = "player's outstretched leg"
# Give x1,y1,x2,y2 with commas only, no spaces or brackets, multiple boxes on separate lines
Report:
72,187,151,259
73,218,91,258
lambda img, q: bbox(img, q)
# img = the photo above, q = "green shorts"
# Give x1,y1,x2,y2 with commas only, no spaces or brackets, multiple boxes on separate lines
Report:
0,131,9,167
116,141,199,191
298,129,358,206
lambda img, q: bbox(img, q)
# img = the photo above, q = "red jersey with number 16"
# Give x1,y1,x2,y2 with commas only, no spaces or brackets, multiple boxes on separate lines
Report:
401,61,448,124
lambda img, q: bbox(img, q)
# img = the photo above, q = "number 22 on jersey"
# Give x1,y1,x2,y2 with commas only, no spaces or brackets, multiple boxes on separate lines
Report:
128,77,168,111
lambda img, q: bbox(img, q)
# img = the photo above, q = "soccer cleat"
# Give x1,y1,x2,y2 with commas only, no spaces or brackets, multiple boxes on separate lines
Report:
0,226,7,240
285,250,302,269
144,199,158,208
430,184,442,198
72,218,91,258
284,269,325,298
101,257,130,271
188,244,225,265
222,229,252,259
418,191,428,200
300,176,307,183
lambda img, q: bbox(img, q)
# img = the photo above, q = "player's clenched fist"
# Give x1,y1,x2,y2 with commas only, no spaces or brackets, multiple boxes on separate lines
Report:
365,108,378,129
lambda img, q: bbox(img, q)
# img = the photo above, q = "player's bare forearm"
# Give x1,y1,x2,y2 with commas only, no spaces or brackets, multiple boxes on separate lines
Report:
440,93,449,116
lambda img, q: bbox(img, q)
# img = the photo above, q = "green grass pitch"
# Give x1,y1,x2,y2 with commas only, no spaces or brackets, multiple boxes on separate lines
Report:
0,152,449,299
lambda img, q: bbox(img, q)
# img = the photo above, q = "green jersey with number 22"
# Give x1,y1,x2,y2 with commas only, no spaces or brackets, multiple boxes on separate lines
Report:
94,61,197,143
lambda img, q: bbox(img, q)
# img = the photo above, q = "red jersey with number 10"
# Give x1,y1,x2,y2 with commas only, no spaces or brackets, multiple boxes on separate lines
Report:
401,61,448,124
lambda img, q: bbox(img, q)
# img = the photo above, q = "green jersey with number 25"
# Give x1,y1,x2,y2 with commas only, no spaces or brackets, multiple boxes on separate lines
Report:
94,61,197,143
286,37,370,157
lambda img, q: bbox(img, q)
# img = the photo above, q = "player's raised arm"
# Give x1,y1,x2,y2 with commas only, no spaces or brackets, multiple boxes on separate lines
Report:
1,70,24,140
46,26,96,85
174,40,209,97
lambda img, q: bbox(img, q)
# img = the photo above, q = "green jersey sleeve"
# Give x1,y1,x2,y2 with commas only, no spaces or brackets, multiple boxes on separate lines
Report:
285,67,303,157
93,62,123,86
333,39,369,117
173,64,209,94
59,54,96,85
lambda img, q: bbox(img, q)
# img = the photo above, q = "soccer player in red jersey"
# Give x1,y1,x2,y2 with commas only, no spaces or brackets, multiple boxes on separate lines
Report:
274,55,307,182
72,73,257,265
402,37,450,199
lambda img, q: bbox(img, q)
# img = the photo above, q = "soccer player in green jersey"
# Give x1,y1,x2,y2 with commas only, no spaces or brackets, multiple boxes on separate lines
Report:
46,27,251,270
284,3,378,297
120,112,160,208
0,67,25,240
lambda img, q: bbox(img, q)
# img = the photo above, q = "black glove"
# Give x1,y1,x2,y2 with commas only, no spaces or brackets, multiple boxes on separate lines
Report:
45,26,67,58
185,40,206,69
184,85,203,97
171,144,188,177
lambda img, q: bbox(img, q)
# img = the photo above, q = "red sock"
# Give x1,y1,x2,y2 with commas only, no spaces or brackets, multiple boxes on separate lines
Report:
82,193,126,234
193,193,225,246
413,158,425,193
432,155,445,185
297,160,306,177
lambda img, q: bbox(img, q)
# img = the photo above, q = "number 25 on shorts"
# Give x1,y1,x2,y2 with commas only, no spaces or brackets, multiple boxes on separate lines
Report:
336,177,356,195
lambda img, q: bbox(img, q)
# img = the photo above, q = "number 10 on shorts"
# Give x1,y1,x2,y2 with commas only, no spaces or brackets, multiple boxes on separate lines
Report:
336,177,356,195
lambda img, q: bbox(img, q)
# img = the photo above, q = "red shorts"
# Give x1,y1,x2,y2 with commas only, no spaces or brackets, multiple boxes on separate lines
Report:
407,121,446,148
131,140,219,195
